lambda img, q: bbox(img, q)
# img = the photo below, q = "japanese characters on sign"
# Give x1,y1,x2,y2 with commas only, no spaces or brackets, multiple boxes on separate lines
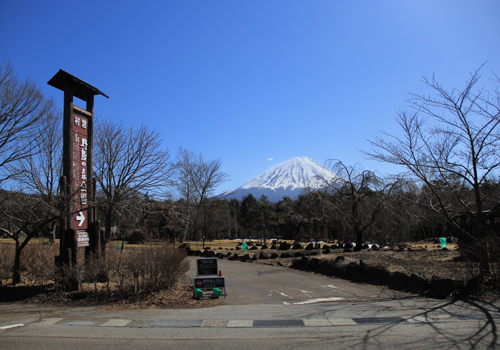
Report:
72,111,89,231
76,232,90,247
196,258,219,276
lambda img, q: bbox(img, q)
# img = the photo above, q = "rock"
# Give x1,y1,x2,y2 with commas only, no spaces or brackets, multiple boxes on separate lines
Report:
251,254,258,261
407,274,429,294
322,248,331,254
278,242,291,250
291,256,311,270
178,242,190,253
366,265,393,285
292,242,303,250
228,253,239,261
390,271,410,290
270,244,278,250
344,262,362,281
294,251,305,258
202,250,215,257
259,251,270,259
270,252,280,259
250,246,259,250
429,277,455,299
261,244,269,249
280,252,293,258
240,254,251,262
304,243,315,250
335,255,345,263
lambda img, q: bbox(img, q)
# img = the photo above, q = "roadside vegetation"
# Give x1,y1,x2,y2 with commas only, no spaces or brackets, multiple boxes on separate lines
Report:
0,59,498,303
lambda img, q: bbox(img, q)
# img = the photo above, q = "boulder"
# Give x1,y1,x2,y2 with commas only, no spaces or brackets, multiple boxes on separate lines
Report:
429,277,455,299
292,242,303,250
228,253,239,261
178,242,191,253
335,255,345,263
261,244,269,250
389,271,410,291
240,254,251,262
304,243,315,250
407,273,429,294
270,252,280,259
259,251,270,259
278,242,291,250
280,252,293,258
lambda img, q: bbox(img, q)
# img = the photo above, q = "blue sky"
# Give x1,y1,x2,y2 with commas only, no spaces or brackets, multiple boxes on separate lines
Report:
1,1,499,194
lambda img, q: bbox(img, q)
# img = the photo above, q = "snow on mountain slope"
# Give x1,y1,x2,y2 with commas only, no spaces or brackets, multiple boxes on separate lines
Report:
221,157,339,202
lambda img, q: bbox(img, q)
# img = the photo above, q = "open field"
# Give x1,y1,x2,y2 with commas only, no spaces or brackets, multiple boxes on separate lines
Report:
1,238,497,308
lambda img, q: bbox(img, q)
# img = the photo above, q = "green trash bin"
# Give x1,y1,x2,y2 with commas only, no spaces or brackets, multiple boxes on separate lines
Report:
195,289,203,298
213,288,223,297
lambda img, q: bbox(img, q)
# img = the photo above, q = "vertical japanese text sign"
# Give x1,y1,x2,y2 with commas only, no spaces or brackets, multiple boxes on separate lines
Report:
72,109,89,230
48,70,108,233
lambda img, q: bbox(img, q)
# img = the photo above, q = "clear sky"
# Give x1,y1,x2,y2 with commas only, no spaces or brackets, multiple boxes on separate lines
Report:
1,1,499,194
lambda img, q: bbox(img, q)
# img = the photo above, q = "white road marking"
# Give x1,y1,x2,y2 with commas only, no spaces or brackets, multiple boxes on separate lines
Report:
0,324,24,330
294,297,344,305
328,318,357,325
304,319,331,326
37,318,63,326
227,320,253,328
102,319,132,327
301,290,313,294
322,285,337,289
280,292,290,297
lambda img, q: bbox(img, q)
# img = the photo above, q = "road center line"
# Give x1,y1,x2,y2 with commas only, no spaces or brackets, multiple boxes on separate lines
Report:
294,297,345,305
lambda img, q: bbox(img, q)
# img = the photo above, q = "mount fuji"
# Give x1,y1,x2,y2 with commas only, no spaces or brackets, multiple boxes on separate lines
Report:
220,157,340,202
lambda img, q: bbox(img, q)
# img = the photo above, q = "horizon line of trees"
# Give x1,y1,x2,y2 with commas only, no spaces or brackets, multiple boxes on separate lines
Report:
1,58,499,284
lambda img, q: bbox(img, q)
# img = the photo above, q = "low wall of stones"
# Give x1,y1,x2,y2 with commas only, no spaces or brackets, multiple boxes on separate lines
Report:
186,247,460,299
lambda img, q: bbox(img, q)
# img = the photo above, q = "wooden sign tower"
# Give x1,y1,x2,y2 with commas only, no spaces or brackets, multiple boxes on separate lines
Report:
48,70,108,290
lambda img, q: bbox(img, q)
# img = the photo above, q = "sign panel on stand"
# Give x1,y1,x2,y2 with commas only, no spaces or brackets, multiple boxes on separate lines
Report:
196,257,218,276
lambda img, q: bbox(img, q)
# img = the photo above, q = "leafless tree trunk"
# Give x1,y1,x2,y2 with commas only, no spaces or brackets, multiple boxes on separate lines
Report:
319,160,386,250
94,118,174,242
174,148,228,241
0,60,56,184
366,64,500,274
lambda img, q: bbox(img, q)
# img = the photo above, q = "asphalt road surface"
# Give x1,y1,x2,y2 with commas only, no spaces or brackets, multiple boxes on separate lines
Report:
1,257,499,349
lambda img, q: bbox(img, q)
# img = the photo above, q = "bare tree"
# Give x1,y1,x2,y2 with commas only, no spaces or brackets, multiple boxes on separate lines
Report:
0,110,62,283
0,60,56,184
320,160,386,250
366,65,500,273
94,118,174,240
174,148,228,241
8,109,62,243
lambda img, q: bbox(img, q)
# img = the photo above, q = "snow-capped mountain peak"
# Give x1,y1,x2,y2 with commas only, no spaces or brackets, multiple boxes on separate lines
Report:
221,157,339,202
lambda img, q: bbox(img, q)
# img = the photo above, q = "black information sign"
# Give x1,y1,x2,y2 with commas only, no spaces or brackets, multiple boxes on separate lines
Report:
194,277,225,289
196,258,218,276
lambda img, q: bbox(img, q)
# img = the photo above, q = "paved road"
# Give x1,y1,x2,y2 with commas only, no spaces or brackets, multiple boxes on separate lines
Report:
1,257,499,349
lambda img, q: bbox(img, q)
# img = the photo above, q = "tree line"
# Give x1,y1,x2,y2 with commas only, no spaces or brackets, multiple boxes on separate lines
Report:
1,59,499,283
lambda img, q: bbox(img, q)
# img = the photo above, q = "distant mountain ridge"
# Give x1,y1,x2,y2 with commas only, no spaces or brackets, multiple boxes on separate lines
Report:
220,157,339,202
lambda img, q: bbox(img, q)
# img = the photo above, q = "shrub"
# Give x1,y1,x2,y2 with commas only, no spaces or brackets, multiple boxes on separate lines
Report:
125,246,189,292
